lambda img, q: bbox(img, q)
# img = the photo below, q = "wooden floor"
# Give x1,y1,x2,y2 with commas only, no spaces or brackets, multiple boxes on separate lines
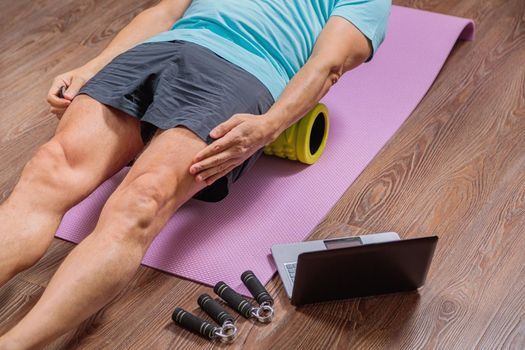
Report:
1,0,524,348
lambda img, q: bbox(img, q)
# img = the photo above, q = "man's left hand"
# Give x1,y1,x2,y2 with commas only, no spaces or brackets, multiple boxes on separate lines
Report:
189,113,276,186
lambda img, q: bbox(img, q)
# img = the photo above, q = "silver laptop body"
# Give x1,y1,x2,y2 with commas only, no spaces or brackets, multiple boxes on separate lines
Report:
271,232,401,298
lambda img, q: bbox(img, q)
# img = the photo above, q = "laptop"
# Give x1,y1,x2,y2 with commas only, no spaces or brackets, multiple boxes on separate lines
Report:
271,232,438,305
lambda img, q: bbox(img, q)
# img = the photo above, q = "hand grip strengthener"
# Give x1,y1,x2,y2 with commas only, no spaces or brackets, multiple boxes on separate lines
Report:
57,86,66,99
171,295,237,343
214,270,275,323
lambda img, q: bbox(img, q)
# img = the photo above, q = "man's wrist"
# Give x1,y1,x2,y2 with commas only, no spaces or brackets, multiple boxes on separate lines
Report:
262,113,286,144
79,62,101,78
82,53,114,75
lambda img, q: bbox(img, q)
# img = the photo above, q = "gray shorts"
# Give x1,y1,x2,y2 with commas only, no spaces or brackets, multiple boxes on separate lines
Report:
79,40,274,203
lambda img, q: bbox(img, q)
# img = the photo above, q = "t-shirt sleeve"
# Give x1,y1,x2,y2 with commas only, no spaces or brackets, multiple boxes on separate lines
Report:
331,0,392,62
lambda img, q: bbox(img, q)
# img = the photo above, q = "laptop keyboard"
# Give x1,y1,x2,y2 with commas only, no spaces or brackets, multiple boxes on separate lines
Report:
284,262,297,283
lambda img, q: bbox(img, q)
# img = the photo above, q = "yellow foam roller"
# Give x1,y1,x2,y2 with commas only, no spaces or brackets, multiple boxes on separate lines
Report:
264,103,329,165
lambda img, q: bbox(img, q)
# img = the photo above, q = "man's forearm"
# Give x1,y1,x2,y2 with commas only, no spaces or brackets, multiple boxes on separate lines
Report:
262,13,373,143
83,1,191,73
263,57,338,141
263,54,365,142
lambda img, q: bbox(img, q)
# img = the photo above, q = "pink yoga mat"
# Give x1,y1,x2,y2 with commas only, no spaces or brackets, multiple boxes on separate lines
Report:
55,6,474,296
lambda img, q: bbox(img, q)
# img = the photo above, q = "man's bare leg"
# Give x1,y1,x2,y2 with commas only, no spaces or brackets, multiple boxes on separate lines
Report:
0,94,144,287
0,126,211,349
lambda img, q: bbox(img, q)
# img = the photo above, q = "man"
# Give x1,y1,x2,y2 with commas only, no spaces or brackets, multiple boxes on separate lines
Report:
0,0,390,347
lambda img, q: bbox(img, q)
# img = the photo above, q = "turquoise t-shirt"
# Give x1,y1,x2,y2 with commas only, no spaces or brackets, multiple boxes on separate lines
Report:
143,0,392,100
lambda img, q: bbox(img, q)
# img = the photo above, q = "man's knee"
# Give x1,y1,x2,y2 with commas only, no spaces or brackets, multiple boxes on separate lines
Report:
100,170,176,242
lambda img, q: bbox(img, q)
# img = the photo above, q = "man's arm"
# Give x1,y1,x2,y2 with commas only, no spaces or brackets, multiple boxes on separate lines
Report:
264,16,373,141
83,0,192,74
189,16,374,185
48,0,192,115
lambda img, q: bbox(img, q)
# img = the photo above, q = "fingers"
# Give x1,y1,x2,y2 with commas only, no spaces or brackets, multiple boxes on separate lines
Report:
47,92,70,118
193,132,240,163
195,158,241,184
47,76,71,108
190,147,238,175
209,115,243,139
63,76,85,100
47,88,70,107
47,71,89,118
48,95,71,109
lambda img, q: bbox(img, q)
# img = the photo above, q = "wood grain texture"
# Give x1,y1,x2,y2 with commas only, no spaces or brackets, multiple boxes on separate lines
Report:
1,0,524,349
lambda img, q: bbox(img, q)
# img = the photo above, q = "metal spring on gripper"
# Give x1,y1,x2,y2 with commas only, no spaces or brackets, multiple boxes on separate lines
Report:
214,270,275,323
171,295,238,343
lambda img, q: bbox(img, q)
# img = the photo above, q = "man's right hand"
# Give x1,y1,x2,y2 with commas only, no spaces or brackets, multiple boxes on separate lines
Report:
47,67,95,119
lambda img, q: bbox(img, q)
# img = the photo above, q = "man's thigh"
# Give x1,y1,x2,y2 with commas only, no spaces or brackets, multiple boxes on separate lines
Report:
119,125,210,207
54,94,144,174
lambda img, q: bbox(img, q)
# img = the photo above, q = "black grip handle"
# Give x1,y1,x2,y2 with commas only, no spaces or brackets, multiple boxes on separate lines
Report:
198,293,235,326
172,307,217,339
241,270,274,306
58,86,66,99
214,281,254,318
